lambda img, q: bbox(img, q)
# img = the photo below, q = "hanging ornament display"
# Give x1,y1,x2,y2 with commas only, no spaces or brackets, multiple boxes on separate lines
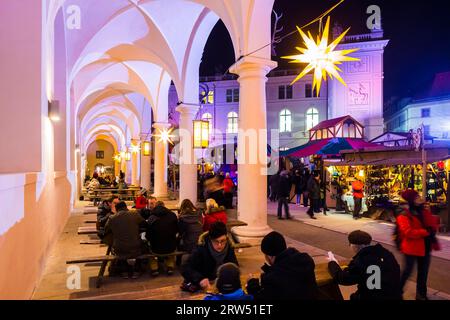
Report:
282,16,360,95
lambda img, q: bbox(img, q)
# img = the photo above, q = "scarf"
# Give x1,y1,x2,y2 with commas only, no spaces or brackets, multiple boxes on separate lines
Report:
207,239,229,271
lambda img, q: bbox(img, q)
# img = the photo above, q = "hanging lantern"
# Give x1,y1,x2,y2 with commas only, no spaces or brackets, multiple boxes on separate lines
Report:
193,120,209,149
125,151,131,161
282,16,360,95
142,141,151,156
130,143,140,154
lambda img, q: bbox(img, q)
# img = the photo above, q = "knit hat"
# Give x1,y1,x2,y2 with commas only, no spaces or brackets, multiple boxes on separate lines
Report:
115,201,128,212
401,189,419,204
216,263,241,294
261,231,287,256
348,230,372,246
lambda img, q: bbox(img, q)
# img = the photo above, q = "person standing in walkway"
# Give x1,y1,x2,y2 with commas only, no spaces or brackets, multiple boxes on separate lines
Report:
277,170,292,220
293,169,304,206
223,173,235,209
306,171,321,219
269,172,280,202
328,230,402,300
397,189,440,300
302,168,310,207
352,178,364,219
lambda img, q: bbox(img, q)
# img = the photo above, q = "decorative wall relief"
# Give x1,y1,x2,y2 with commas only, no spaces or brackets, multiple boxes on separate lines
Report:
348,82,370,105
347,56,369,73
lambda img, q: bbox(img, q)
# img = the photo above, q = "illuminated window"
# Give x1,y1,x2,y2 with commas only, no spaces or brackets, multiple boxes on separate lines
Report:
201,91,214,104
227,112,238,134
279,109,292,133
306,108,319,131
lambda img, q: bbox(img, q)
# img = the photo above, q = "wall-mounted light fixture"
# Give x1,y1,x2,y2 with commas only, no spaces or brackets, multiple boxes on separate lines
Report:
125,151,131,161
48,100,60,122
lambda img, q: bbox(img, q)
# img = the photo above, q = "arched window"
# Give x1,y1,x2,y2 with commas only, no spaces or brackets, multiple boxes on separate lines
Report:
306,108,319,131
202,113,213,131
279,109,292,133
227,112,238,134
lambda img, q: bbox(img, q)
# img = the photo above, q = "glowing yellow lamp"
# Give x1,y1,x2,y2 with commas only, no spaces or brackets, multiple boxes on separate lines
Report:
142,141,151,156
194,120,210,149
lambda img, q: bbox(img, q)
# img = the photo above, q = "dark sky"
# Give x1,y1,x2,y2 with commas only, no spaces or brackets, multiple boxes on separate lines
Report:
200,0,450,102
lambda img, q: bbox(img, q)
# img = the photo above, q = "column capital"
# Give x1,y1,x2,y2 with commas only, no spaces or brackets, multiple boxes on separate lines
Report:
176,104,199,116
152,122,172,130
229,56,278,79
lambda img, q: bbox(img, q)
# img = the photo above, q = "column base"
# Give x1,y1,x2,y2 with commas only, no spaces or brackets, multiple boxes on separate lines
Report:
231,225,273,246
152,193,170,201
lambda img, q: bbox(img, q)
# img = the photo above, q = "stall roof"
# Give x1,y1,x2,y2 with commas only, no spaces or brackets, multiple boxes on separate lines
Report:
325,142,450,166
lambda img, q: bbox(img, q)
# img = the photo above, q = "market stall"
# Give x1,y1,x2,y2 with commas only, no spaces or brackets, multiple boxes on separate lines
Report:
325,142,450,227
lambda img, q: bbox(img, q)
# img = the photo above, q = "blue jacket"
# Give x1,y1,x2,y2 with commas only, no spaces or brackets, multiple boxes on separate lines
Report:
204,289,253,301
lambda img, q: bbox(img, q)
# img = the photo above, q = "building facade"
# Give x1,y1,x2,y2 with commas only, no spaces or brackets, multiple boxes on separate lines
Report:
168,29,389,151
385,72,450,139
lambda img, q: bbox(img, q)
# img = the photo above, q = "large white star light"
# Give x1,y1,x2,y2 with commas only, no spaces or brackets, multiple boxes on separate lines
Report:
282,16,360,95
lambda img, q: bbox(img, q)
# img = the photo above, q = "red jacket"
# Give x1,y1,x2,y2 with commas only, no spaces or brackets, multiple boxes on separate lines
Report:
202,207,228,232
397,208,438,257
223,178,234,194
135,196,148,210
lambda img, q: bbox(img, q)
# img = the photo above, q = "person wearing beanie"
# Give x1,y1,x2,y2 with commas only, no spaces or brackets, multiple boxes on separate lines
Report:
276,170,292,220
397,189,440,300
246,231,318,300
181,221,239,293
328,230,401,300
204,263,253,301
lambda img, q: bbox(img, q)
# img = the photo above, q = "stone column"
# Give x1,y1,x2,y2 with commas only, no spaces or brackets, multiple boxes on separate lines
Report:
140,141,151,191
229,56,277,244
152,122,171,198
131,151,139,186
176,104,199,204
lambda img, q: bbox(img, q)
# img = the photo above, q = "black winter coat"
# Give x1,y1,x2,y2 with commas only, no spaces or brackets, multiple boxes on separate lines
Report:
104,209,146,258
248,248,318,300
307,176,321,200
178,211,204,253
96,203,112,238
182,233,238,284
146,206,179,254
277,175,292,198
328,244,401,300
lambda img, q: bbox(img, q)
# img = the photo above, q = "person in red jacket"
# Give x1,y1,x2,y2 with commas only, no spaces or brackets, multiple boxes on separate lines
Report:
202,198,227,232
223,173,235,209
134,191,148,210
397,189,440,300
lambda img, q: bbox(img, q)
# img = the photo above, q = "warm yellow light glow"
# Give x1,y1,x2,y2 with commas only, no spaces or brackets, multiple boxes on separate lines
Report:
282,16,359,95
327,166,336,174
358,169,365,178
130,144,140,154
155,128,175,145
142,141,151,156
125,151,131,161
113,154,121,162
193,120,210,149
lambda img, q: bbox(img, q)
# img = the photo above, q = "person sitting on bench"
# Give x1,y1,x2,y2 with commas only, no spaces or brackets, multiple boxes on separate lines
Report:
204,263,253,301
104,201,147,279
146,201,179,276
97,195,119,243
180,221,238,293
202,198,227,232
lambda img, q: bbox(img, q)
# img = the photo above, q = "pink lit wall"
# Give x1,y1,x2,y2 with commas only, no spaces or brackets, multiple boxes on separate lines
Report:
0,1,42,173
0,1,72,299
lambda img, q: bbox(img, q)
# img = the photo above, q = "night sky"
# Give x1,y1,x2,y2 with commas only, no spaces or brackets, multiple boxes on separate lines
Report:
200,0,450,103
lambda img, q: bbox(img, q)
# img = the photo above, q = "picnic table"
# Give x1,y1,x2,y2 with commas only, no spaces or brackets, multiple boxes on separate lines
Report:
87,187,141,205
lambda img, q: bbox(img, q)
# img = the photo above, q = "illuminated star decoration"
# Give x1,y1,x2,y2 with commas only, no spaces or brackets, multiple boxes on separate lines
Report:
282,16,360,96
155,128,175,145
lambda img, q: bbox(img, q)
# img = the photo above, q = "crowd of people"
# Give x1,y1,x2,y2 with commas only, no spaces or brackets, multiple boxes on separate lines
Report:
94,176,440,301
269,167,365,220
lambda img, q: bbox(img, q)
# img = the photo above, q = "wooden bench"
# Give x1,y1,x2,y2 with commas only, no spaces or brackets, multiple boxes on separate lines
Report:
67,247,187,288
78,226,98,235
